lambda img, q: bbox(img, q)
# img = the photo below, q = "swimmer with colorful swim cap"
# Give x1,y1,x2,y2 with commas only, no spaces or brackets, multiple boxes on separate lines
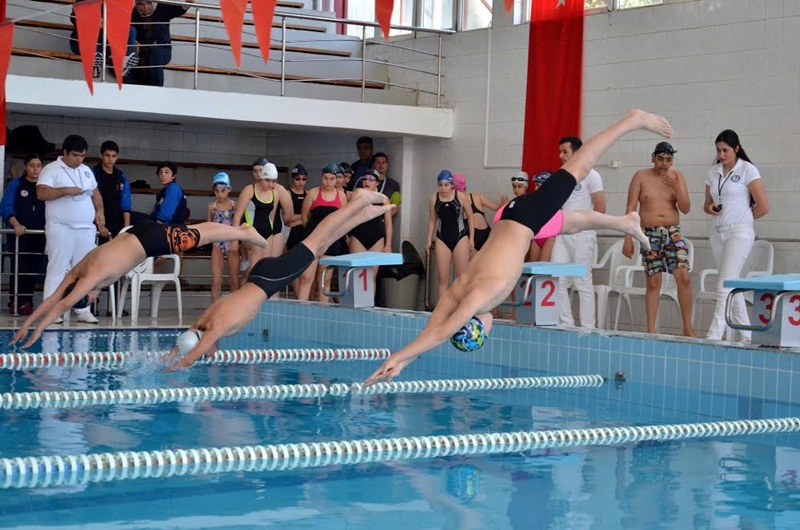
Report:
365,110,673,386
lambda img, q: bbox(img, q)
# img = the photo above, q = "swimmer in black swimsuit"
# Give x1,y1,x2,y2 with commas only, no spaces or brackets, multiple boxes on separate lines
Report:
165,189,395,370
366,110,673,386
11,221,270,347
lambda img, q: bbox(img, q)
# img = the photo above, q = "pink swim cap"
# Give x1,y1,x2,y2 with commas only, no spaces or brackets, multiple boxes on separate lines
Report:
452,173,466,192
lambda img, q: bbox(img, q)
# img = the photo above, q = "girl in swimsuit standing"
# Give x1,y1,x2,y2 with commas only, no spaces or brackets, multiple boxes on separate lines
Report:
452,173,505,257
206,172,239,303
348,168,393,293
426,170,474,306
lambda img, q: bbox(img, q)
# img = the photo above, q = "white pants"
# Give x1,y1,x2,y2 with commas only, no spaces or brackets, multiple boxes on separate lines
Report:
707,224,754,341
552,231,596,329
43,224,97,303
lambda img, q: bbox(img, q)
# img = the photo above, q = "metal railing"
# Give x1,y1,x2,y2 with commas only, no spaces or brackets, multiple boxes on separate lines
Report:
11,0,453,106
0,228,45,315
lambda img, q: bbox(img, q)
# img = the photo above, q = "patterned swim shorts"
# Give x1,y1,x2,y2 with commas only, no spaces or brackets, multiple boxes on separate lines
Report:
641,225,689,276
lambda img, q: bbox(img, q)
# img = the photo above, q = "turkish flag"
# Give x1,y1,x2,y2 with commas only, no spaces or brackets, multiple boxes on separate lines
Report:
0,22,13,109
251,0,277,63
521,0,584,191
376,0,393,40
105,0,134,87
74,0,102,94
221,0,248,67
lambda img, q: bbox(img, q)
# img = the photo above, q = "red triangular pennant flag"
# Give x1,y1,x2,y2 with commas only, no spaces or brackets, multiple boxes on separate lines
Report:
375,0,393,40
505,0,513,13
0,23,14,109
220,0,248,67
105,0,134,88
251,0,277,63
73,0,102,93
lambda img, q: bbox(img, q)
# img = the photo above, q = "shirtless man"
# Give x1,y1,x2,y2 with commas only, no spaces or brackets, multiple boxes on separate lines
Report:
622,141,694,336
365,110,674,386
11,221,270,348
164,189,395,370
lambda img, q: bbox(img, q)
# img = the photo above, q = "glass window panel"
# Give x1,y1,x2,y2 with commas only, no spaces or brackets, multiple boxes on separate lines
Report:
462,0,492,30
422,0,455,30
618,0,662,9
585,0,608,10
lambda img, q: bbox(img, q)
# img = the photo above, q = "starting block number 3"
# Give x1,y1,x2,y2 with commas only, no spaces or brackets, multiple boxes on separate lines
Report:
517,277,558,325
757,292,800,326
752,290,800,347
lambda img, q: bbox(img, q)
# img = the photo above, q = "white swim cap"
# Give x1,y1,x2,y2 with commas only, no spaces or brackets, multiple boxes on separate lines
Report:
176,329,203,356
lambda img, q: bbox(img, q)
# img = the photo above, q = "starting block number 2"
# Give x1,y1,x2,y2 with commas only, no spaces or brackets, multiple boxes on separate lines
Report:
517,277,558,325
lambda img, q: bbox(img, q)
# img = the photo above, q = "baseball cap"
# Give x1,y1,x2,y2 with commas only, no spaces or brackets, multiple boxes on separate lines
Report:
252,156,269,168
437,170,454,183
533,171,552,184
322,162,340,175
452,173,466,192
653,142,677,155
259,162,278,180
212,172,230,187
510,171,529,183
291,164,307,176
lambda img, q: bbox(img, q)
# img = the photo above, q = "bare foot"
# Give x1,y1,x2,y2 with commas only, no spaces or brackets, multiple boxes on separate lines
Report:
624,212,651,251
628,109,673,138
239,225,268,248
683,328,696,338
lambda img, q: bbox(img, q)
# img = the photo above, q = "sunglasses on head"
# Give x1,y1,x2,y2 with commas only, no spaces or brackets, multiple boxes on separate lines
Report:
511,177,528,183
213,184,228,190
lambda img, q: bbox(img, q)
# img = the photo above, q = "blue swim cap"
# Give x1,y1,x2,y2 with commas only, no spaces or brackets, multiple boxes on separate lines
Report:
450,316,488,352
212,172,230,187
437,170,454,183
533,171,552,184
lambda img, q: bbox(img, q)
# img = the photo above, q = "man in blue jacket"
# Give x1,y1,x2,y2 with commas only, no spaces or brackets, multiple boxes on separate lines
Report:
92,140,132,241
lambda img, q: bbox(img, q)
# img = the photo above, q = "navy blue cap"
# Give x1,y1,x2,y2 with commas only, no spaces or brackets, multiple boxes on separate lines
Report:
322,162,340,174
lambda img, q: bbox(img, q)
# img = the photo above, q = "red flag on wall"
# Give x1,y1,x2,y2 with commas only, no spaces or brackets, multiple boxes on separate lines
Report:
221,0,248,67
0,22,13,110
375,0,393,40
105,0,134,87
74,0,102,93
251,0,277,63
521,0,584,191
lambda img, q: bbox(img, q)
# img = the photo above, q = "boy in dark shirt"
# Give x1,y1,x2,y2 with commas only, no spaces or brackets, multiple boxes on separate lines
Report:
92,140,132,241
130,0,193,86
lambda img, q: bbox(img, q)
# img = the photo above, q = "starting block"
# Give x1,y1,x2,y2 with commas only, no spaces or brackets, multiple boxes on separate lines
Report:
724,274,800,348
320,252,403,308
505,262,587,325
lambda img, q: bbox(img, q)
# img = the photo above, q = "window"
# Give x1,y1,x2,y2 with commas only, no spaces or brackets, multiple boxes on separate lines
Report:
461,0,492,30
617,0,662,8
514,0,663,24
421,0,455,30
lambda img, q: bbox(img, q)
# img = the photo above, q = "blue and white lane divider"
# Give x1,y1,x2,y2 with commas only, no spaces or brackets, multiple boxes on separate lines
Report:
0,348,392,371
0,374,605,410
2,417,797,489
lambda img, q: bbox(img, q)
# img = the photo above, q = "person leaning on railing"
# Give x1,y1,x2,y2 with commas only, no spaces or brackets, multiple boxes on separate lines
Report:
130,0,194,87
0,154,47,316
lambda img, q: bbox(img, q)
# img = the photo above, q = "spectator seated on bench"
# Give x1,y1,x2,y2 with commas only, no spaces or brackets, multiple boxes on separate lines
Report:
319,251,402,308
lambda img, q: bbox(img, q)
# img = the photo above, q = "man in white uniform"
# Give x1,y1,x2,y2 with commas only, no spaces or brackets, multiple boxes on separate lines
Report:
552,136,606,329
37,135,108,323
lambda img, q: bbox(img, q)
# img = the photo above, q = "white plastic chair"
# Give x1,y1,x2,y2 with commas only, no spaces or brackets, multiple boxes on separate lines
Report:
116,227,183,322
592,240,640,329
691,239,774,337
614,238,694,332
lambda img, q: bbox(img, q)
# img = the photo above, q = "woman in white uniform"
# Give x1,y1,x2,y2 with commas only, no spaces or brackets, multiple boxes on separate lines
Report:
704,130,769,341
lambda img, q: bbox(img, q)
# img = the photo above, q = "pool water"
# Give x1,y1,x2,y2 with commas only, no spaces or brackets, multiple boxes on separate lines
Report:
0,328,799,529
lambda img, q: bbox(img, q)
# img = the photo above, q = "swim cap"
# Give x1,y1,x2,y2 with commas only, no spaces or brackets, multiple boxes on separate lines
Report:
212,172,230,187
437,170,454,183
260,163,278,180
291,163,308,176
322,162,340,175
452,173,466,192
533,171,552,185
176,329,202,356
511,171,529,183
252,157,269,168
450,316,488,352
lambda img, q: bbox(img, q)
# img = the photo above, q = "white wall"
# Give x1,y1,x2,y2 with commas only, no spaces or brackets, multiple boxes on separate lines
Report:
369,0,800,335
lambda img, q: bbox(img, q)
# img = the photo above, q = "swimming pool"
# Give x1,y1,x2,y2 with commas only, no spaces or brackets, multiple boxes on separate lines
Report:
1,300,799,529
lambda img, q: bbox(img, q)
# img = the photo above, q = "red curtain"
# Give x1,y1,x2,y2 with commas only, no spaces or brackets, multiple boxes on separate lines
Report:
0,0,6,146
251,0,277,63
105,0,134,87
521,0,584,192
221,0,248,67
74,0,103,94
376,0,393,39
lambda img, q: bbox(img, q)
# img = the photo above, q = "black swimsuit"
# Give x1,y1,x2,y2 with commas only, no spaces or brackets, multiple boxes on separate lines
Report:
349,215,385,249
500,169,576,233
286,189,307,250
248,243,315,297
127,222,200,256
435,193,467,252
470,193,491,251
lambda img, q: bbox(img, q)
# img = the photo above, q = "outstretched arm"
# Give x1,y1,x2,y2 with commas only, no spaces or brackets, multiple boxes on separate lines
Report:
165,283,267,370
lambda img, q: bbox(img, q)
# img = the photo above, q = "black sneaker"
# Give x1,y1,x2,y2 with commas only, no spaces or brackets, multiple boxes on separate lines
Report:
93,51,103,79
122,52,139,77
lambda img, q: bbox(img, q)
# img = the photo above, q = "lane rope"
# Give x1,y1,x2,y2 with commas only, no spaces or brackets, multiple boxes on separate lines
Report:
2,417,797,489
0,374,606,410
0,348,392,371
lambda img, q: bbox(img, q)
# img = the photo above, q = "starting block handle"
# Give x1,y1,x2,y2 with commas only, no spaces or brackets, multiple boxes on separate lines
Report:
725,288,790,332
320,266,356,298
501,275,536,307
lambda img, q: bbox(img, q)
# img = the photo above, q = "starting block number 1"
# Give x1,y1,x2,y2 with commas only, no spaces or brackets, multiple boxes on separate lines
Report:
752,290,800,347
516,277,558,325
